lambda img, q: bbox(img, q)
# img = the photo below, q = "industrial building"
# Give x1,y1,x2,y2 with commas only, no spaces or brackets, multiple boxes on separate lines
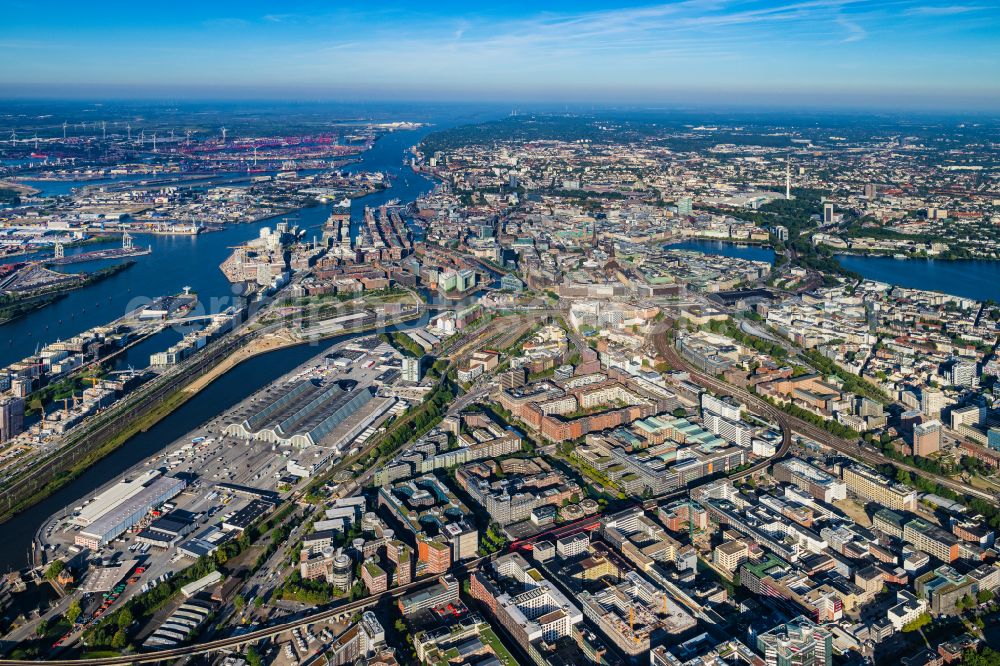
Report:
224,380,374,448
74,472,185,549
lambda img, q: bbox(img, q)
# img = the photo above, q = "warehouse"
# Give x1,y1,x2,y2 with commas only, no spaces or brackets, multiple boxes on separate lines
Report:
224,380,375,448
75,476,186,549
73,470,163,527
135,510,199,548
221,499,275,532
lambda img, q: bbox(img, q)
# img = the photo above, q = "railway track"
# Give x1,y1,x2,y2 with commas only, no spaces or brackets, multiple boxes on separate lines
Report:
652,328,997,504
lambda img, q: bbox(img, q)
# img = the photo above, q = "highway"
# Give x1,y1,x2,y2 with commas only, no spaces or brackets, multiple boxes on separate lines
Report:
651,327,999,504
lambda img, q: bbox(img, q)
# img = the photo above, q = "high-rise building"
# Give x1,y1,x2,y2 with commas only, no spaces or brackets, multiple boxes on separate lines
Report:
676,197,693,216
402,356,422,383
0,396,25,443
950,405,984,430
921,388,945,419
949,360,978,388
442,521,479,561
702,393,742,421
823,202,834,225
863,183,877,199
913,420,942,457
417,535,451,574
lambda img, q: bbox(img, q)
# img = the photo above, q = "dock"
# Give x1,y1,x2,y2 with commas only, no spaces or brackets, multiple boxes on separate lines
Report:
46,245,152,266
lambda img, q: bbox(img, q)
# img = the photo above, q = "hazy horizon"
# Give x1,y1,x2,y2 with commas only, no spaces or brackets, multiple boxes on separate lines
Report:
3,1,999,112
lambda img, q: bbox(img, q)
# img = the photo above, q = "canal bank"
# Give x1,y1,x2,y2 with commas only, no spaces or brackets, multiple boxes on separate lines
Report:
0,121,453,571
0,308,431,573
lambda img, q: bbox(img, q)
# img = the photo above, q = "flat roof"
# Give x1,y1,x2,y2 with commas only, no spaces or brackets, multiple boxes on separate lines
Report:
74,470,161,526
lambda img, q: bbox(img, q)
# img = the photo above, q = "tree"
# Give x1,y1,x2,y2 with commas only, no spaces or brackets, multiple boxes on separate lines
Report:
117,607,133,629
977,589,994,604
66,600,82,624
234,594,245,611
111,629,128,650
246,646,263,666
44,560,65,581
901,612,931,632
36,619,49,637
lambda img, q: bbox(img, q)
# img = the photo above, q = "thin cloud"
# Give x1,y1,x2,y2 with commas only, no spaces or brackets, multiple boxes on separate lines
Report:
836,15,867,42
904,4,983,15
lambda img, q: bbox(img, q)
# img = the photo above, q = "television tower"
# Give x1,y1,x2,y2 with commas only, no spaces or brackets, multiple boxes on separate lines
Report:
220,126,227,144
785,161,791,200
126,123,132,141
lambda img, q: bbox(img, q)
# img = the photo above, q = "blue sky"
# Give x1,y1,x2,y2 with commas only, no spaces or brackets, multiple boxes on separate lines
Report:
2,0,998,109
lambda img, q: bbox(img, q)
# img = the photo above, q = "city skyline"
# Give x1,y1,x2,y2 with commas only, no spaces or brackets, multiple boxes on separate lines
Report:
3,0,999,109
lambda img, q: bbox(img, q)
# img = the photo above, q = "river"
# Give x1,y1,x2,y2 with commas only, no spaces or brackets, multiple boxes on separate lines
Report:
0,112,484,571
0,126,443,370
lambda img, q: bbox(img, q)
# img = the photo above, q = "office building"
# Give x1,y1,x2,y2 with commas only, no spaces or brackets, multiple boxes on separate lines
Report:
843,464,916,511
913,420,942,457
988,428,1000,452
904,518,959,563
773,458,846,503
757,616,833,666
714,540,749,572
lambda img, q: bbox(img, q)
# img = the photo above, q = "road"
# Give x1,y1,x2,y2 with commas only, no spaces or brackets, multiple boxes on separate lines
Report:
0,554,494,666
651,327,999,504
650,325,791,478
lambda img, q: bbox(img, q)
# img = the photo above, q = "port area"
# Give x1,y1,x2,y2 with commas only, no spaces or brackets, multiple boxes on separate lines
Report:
29,333,412,645
44,245,152,266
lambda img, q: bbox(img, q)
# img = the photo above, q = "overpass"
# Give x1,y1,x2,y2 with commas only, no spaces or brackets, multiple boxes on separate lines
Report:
0,554,496,666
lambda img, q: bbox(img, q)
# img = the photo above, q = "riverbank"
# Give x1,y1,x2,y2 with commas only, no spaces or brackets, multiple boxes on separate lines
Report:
0,293,66,326
0,179,40,196
3,261,136,323
0,307,423,534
